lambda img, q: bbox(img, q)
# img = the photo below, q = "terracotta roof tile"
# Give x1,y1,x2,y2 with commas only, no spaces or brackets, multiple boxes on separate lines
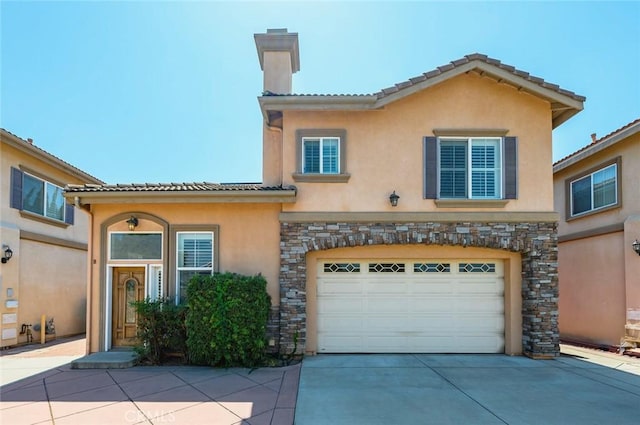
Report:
554,117,640,166
65,182,296,193
262,53,585,103
1,128,104,184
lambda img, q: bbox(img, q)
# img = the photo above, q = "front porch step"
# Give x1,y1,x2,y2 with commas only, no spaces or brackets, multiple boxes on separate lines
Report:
71,350,138,369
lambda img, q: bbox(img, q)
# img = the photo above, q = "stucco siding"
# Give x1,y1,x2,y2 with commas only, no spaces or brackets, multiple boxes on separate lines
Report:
86,202,282,353
282,73,554,213
558,232,626,346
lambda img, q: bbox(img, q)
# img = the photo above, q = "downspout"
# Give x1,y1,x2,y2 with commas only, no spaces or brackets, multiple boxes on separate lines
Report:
76,196,93,355
267,122,284,186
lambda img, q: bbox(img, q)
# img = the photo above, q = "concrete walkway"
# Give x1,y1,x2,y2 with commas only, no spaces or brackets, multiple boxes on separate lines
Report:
295,351,640,425
2,336,640,425
0,337,300,424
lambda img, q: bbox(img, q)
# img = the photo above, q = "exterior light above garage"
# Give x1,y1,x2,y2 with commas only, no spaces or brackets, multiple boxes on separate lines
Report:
389,191,399,207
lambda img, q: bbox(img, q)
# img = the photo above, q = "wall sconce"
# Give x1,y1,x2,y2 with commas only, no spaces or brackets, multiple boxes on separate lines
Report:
1,245,13,264
126,216,139,231
389,191,400,207
633,239,640,256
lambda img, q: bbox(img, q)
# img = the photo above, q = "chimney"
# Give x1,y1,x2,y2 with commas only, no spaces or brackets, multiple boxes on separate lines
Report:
27,138,33,145
590,133,597,143
254,29,300,94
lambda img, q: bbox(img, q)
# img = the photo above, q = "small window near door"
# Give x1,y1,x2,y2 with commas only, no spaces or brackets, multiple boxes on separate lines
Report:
176,232,214,303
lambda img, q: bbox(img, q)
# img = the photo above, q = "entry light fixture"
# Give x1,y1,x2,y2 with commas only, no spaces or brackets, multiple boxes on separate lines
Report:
389,191,400,207
633,239,640,256
126,216,139,231
1,245,13,264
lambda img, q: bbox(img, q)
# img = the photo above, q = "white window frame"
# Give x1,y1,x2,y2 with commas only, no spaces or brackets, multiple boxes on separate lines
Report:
438,137,503,199
302,136,341,174
22,171,66,222
569,162,618,217
175,231,214,304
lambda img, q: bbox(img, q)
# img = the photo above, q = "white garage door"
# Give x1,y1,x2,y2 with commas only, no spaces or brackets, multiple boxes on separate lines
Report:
317,259,505,353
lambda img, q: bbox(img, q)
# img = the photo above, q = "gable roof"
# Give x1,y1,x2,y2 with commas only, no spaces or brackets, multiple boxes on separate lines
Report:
553,117,640,173
259,53,585,129
64,182,297,205
1,128,104,184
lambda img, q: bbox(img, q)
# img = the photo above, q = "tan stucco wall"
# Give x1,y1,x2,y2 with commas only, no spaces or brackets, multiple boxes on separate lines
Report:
281,73,554,212
304,244,522,355
1,141,93,347
86,203,282,353
558,232,626,346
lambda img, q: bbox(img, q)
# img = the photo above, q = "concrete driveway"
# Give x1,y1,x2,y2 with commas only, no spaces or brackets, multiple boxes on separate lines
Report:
295,352,640,425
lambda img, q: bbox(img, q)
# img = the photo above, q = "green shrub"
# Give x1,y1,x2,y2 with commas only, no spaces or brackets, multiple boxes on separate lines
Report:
132,298,187,365
186,272,270,367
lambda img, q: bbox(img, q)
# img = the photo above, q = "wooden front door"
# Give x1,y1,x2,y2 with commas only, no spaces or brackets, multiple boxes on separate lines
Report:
112,267,145,347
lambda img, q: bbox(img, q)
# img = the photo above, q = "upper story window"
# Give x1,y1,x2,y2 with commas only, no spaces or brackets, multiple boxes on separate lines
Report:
303,137,340,174
567,157,620,218
293,129,350,182
10,167,74,225
424,135,517,202
439,138,502,199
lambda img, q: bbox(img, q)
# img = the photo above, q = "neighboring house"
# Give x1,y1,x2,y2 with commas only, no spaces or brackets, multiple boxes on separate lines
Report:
553,118,640,348
0,129,103,347
65,29,585,359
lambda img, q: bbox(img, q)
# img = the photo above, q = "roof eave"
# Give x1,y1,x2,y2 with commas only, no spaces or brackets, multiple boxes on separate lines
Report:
64,189,298,206
1,129,104,184
553,120,640,173
257,60,584,129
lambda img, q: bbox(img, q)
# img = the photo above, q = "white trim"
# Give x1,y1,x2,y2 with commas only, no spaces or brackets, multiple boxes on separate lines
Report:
569,162,618,217
302,136,341,174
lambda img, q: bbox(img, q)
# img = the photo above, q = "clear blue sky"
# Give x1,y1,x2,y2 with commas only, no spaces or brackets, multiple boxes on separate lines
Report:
2,1,639,184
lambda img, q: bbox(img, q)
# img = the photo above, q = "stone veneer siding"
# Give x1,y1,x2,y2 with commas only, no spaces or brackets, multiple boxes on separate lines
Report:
279,221,559,358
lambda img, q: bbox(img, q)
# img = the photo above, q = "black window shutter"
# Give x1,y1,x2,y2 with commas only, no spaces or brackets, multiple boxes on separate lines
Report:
10,167,23,210
504,137,518,199
65,203,75,225
424,137,438,199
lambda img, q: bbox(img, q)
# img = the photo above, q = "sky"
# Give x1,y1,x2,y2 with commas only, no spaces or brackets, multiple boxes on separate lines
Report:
2,1,639,184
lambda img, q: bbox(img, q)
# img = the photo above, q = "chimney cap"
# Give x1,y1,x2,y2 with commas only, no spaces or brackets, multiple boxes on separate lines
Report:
590,133,597,143
254,29,300,73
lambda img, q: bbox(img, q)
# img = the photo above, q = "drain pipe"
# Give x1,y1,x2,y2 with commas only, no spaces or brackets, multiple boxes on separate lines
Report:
76,196,94,355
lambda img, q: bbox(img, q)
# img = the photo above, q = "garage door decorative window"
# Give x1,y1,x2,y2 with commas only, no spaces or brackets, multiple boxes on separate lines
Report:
323,263,360,273
368,263,405,273
414,263,451,273
459,263,496,273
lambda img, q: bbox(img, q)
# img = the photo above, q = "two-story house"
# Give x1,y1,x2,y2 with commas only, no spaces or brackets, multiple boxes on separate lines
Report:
1,129,103,347
66,29,584,359
554,118,640,349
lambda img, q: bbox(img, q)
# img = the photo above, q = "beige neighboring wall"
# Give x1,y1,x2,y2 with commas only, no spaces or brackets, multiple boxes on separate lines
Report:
1,133,100,347
86,202,282,353
282,73,555,213
558,233,626,345
554,122,640,347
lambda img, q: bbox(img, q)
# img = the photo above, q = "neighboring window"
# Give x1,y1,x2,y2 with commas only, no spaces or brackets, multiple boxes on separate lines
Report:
294,129,349,182
10,167,73,223
439,138,502,199
110,233,163,260
569,161,618,217
176,232,214,303
424,136,517,200
303,137,340,174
